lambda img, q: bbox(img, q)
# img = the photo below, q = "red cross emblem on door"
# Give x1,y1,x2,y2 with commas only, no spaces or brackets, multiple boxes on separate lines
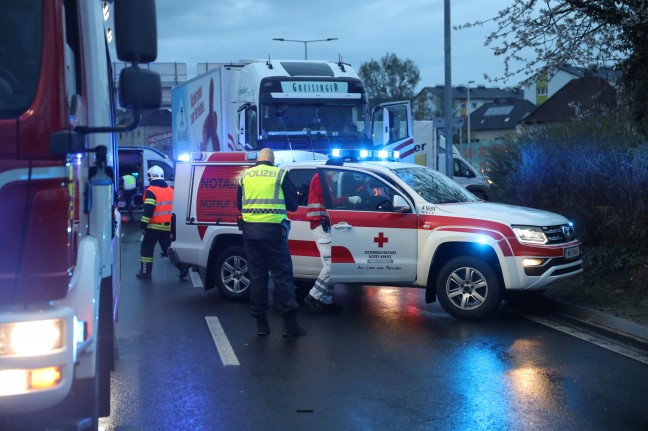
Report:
374,232,388,248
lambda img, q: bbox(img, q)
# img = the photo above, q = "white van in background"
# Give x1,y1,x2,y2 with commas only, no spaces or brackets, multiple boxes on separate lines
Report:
411,121,491,200
118,146,174,211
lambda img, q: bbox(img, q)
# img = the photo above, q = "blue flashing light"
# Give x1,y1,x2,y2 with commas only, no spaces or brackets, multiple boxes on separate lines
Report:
177,153,191,162
476,235,490,245
329,148,400,162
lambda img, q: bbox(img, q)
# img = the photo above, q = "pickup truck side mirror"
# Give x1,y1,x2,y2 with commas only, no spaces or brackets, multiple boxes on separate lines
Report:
393,195,411,213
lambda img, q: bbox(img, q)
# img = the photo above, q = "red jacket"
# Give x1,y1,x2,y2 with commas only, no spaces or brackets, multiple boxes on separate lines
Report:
306,172,350,229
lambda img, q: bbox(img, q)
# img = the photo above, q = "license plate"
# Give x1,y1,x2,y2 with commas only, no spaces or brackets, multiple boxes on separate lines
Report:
564,246,580,259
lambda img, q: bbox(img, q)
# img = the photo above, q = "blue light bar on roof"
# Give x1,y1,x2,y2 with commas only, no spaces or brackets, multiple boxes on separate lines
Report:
330,148,400,161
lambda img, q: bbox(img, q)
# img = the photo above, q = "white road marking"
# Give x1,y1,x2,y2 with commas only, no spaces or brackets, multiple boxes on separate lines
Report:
525,315,648,365
205,316,240,367
190,270,203,288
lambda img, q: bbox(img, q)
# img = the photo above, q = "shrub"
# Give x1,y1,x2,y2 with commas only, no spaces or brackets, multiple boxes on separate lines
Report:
484,117,648,251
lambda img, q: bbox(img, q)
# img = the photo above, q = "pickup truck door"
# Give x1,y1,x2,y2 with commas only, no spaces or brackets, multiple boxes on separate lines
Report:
370,101,414,158
319,167,418,283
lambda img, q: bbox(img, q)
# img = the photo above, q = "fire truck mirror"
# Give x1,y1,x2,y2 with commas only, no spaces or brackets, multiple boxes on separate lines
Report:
119,67,161,110
49,130,85,158
114,0,158,64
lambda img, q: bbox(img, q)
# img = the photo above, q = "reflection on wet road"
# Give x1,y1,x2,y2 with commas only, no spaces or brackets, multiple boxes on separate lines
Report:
98,229,648,430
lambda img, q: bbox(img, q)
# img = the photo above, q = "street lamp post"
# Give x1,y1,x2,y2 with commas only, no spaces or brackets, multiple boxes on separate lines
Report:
467,80,475,162
272,38,338,60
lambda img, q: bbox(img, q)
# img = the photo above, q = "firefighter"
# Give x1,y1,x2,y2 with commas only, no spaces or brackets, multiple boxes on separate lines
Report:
137,165,173,280
236,148,305,337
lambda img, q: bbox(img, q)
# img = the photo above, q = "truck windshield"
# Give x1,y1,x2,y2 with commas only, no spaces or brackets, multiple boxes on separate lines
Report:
260,104,367,141
0,0,42,118
392,166,480,204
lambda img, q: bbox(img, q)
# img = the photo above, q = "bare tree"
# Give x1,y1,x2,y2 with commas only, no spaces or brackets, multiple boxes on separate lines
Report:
456,0,647,132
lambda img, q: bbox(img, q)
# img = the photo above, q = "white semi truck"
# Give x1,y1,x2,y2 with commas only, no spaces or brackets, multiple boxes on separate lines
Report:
171,62,490,198
170,59,412,160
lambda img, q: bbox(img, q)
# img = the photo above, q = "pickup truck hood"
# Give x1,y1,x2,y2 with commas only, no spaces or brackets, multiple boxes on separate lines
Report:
435,201,570,226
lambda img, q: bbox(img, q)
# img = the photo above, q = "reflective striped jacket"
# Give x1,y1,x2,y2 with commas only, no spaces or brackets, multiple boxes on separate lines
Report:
239,164,287,224
140,181,174,231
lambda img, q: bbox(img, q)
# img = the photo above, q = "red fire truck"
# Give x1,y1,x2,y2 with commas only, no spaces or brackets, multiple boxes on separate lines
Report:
0,0,160,429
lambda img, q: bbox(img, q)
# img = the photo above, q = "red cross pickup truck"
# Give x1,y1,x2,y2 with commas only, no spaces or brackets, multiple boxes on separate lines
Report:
168,150,583,320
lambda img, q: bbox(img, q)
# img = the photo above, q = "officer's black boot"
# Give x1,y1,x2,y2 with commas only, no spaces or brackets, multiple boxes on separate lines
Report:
256,314,270,336
136,262,152,280
282,310,305,337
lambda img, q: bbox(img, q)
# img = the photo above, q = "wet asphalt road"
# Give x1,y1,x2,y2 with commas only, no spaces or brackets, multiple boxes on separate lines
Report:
99,223,648,431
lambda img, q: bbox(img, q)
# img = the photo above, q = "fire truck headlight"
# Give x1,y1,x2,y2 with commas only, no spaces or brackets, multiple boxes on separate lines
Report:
0,319,64,356
512,225,548,245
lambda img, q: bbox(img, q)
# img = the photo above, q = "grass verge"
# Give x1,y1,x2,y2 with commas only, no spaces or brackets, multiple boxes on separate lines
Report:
544,247,648,326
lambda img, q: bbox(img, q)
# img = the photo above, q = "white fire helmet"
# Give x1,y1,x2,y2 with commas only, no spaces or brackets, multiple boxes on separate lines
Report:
147,165,164,180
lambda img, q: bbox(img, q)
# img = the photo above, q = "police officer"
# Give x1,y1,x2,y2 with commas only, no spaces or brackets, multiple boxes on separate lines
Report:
236,148,305,337
137,165,173,280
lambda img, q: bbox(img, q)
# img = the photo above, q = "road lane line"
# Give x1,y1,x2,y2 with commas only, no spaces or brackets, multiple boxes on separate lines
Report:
190,270,203,288
205,316,240,367
525,315,648,365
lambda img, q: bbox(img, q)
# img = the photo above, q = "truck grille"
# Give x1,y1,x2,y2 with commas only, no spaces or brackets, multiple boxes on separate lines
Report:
543,224,576,244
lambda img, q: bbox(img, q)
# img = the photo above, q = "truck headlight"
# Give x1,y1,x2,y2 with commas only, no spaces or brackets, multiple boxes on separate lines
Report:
512,225,548,244
0,319,64,356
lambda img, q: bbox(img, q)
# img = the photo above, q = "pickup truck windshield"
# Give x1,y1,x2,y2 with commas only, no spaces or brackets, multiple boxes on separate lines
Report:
0,0,41,118
392,166,480,204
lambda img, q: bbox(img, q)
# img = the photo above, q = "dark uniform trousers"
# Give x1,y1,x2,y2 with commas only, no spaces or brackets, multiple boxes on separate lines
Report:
140,225,172,274
242,222,298,316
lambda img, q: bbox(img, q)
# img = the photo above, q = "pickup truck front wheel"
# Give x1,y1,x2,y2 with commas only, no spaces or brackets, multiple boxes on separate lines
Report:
436,256,503,320
214,245,250,301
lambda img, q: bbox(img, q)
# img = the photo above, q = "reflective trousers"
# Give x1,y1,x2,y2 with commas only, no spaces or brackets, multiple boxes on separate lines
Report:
308,225,334,304
140,228,171,266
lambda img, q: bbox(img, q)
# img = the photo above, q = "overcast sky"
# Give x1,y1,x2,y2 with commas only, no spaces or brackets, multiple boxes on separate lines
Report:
154,0,517,92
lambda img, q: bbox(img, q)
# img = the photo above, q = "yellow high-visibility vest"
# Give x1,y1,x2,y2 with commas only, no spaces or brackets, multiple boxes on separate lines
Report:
239,164,287,224
122,174,136,190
